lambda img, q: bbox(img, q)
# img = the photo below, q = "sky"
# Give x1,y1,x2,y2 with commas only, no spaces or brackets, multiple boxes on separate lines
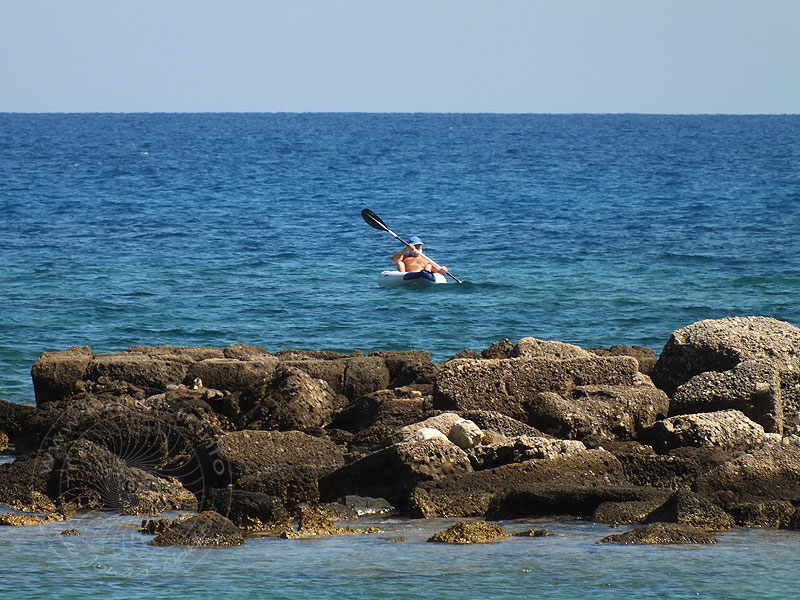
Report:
1,0,798,113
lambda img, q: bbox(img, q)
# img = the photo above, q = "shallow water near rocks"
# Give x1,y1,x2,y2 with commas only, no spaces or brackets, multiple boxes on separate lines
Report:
1,513,799,599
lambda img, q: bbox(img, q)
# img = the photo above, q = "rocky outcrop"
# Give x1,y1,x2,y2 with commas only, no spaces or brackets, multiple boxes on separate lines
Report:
651,316,800,429
148,511,244,547
645,410,766,454
427,520,510,544
319,438,472,508
31,346,94,405
200,488,290,531
597,523,718,545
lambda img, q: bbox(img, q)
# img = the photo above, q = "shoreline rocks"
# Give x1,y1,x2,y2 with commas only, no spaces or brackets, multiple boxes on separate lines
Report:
4,316,800,546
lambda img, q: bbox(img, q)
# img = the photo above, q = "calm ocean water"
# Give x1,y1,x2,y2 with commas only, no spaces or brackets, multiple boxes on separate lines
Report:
2,113,800,597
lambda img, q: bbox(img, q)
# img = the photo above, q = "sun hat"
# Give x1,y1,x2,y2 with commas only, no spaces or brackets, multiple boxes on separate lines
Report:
406,236,423,246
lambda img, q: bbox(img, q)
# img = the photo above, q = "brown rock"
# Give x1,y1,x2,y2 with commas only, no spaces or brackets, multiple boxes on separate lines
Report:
31,346,93,405
148,511,244,547
434,356,639,422
427,520,510,544
645,410,765,454
598,522,717,544
644,488,734,531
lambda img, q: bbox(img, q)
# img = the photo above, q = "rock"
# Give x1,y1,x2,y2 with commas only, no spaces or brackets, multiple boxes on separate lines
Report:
280,506,382,539
148,511,244,547
481,339,515,359
369,350,435,387
513,528,555,537
342,357,391,400
0,431,7,452
236,364,347,431
125,345,224,361
31,346,94,405
597,523,718,545
589,345,658,375
726,500,797,528
458,410,546,439
470,436,587,470
60,528,80,535
319,438,473,509
644,489,734,531
434,356,640,423
670,360,783,433
199,430,345,505
47,439,197,515
200,488,290,532
408,449,627,518
0,399,37,453
186,357,279,394
427,520,510,544
340,495,394,516
695,440,800,503
526,383,669,443
223,344,273,360
645,410,766,454
83,352,194,394
404,427,450,443
448,419,483,450
0,452,57,513
594,497,670,525
608,443,733,490
512,338,594,360
0,513,52,526
651,317,800,428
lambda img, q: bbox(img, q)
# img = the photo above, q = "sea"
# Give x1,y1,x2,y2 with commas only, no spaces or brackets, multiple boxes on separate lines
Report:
2,113,800,598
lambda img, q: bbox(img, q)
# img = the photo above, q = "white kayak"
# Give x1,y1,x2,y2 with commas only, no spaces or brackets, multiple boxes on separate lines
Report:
377,270,447,288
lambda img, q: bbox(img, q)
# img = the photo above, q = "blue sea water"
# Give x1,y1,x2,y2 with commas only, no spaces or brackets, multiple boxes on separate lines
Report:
2,113,800,597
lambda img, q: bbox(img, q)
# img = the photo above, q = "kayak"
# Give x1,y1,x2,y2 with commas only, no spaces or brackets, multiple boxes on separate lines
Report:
377,270,447,288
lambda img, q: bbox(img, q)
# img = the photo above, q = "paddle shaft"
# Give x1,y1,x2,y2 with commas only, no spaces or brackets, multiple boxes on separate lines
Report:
362,208,462,283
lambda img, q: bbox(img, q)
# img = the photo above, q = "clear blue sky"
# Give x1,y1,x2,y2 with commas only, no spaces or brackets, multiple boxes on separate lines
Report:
2,0,798,113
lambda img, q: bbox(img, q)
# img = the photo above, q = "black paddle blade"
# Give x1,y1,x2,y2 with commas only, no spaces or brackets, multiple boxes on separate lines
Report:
361,208,388,231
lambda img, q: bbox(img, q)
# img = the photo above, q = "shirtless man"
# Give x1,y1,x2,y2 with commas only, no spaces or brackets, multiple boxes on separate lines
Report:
391,236,449,274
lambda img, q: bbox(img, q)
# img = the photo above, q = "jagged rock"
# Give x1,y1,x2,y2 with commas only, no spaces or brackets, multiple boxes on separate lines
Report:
0,452,57,512
594,497,670,525
651,317,800,428
427,520,510,544
598,523,718,545
0,513,52,526
695,440,800,503
60,528,80,535
31,346,94,405
148,511,244,547
470,436,587,470
526,383,669,442
319,438,472,508
369,350,435,387
725,500,797,528
47,439,197,515
434,356,640,423
481,339,515,359
408,450,627,518
198,430,344,505
606,442,733,490
236,364,347,431
644,488,734,531
448,419,483,450
645,410,766,454
671,360,783,433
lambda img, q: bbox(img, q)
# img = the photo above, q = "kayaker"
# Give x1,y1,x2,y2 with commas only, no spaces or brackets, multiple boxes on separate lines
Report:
391,236,449,275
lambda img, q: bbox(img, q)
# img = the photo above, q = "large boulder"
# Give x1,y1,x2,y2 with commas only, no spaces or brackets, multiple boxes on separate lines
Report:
148,511,244,547
236,364,347,431
651,317,800,427
198,430,345,505
643,488,735,531
671,360,782,433
319,438,472,508
408,449,628,518
433,356,639,422
0,451,57,512
694,439,800,504
645,410,765,454
526,383,669,443
47,439,197,515
200,488,290,531
31,346,94,405
470,435,587,470
0,399,38,453
186,357,279,393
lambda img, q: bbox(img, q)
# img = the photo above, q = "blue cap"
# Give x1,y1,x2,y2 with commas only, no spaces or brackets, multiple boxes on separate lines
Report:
407,236,423,246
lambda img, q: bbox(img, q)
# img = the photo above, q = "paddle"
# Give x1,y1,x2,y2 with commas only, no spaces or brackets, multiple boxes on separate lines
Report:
361,208,463,283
